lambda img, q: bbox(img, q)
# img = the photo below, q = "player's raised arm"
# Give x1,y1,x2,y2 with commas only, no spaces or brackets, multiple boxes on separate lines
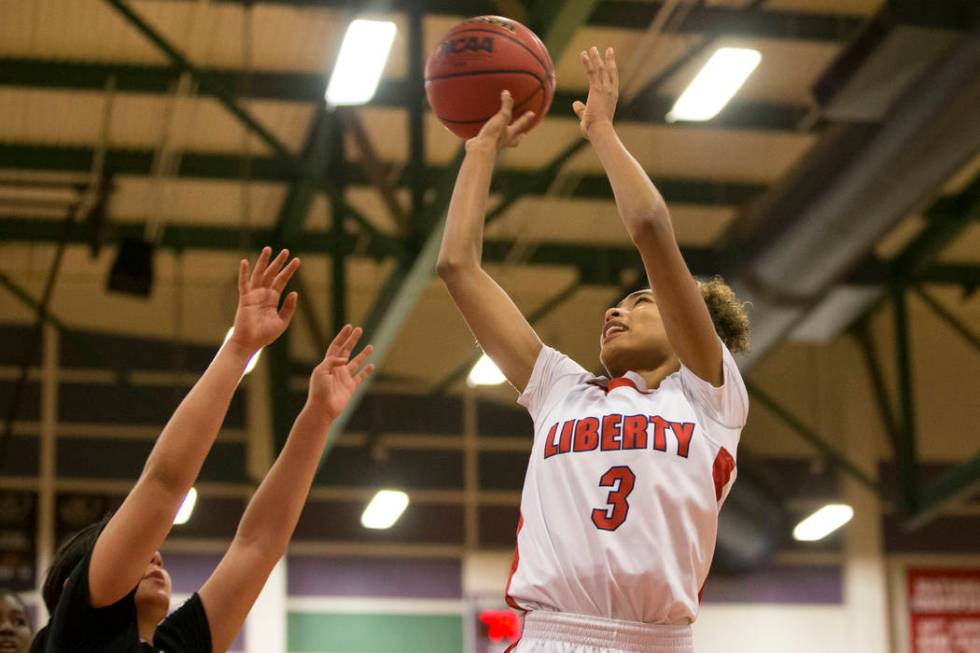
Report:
436,90,542,392
199,325,373,652
574,47,723,385
88,248,299,609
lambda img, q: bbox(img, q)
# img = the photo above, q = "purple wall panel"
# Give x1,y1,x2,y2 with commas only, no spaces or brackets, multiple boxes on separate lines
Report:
288,555,462,599
702,564,842,604
884,514,980,553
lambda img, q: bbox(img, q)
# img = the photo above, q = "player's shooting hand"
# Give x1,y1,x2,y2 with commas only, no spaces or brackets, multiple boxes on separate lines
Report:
467,90,536,153
306,325,374,422
573,47,619,140
228,247,300,355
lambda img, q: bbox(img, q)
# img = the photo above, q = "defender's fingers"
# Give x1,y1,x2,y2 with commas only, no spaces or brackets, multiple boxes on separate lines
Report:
238,259,249,296
272,257,301,293
353,363,376,385
339,326,363,356
262,248,290,286
277,292,298,325
347,344,374,373
250,247,272,286
326,324,354,355
572,100,586,118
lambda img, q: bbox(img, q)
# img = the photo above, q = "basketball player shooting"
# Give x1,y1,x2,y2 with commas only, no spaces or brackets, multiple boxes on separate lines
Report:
437,47,751,653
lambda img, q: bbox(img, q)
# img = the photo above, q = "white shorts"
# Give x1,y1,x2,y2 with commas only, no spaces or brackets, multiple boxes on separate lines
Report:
509,610,694,653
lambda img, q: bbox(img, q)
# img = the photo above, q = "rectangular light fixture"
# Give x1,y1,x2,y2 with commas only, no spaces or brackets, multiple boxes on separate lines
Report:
325,19,398,106
173,487,198,525
667,47,762,122
467,354,507,387
223,327,261,376
793,503,854,541
361,490,409,530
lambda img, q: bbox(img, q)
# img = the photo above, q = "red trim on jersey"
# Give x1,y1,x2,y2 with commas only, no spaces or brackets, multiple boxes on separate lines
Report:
712,447,736,501
606,377,652,394
700,447,737,603
504,514,525,611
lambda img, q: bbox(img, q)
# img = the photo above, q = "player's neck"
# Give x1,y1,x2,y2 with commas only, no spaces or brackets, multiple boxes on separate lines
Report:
613,355,680,390
137,611,159,645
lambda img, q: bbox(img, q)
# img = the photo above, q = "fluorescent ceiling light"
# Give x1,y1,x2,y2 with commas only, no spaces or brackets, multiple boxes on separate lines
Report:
325,19,397,106
223,327,261,376
173,487,198,525
361,490,409,530
793,503,854,541
667,47,762,122
467,354,507,387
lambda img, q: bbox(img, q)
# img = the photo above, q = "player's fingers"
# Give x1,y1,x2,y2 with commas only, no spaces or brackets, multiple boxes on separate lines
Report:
572,100,586,119
250,246,272,287
589,46,604,75
347,344,374,373
338,325,363,358
272,257,300,293
498,90,514,120
353,363,375,386
510,110,535,136
262,248,290,287
580,50,595,79
605,47,618,87
237,259,249,296
326,324,354,356
323,355,348,368
277,291,298,325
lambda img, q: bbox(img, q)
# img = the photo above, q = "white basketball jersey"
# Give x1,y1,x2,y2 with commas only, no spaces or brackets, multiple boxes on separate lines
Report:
505,341,748,624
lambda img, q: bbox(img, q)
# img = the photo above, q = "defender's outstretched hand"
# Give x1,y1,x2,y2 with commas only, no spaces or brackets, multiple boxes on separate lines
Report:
307,325,375,422
230,246,300,353
467,90,536,153
573,47,619,140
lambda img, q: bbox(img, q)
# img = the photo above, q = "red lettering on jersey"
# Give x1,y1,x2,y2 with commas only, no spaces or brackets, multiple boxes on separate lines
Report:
670,421,695,458
621,414,648,449
650,415,669,451
573,417,599,451
543,423,559,458
558,419,575,454
600,414,623,451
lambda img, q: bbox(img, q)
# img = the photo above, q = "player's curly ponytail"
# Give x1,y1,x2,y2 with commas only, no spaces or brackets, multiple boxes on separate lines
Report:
698,276,751,354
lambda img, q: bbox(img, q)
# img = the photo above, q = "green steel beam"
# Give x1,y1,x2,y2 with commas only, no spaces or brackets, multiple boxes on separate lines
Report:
0,58,811,133
1,216,975,289
850,318,903,455
746,381,884,496
318,1,600,452
102,0,300,170
531,0,602,56
270,108,332,247
906,453,980,530
0,144,764,208
891,286,919,515
429,278,582,394
912,285,980,354
153,0,862,41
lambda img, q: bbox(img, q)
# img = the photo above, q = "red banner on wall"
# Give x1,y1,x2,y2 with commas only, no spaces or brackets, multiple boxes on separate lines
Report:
908,568,980,653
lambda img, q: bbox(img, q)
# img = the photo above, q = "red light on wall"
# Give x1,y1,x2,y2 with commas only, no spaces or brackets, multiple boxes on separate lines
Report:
480,609,521,643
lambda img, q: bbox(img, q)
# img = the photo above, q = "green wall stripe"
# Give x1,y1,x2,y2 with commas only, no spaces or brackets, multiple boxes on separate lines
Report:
288,612,463,653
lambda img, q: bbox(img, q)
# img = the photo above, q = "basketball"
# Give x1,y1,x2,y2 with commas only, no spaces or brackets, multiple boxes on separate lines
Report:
425,16,556,140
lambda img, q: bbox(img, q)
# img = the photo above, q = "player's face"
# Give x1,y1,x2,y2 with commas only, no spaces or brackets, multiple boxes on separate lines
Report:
135,551,172,622
0,595,32,653
599,290,673,376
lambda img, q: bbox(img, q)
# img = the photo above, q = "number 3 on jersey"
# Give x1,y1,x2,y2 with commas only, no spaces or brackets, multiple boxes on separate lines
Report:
591,466,636,531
